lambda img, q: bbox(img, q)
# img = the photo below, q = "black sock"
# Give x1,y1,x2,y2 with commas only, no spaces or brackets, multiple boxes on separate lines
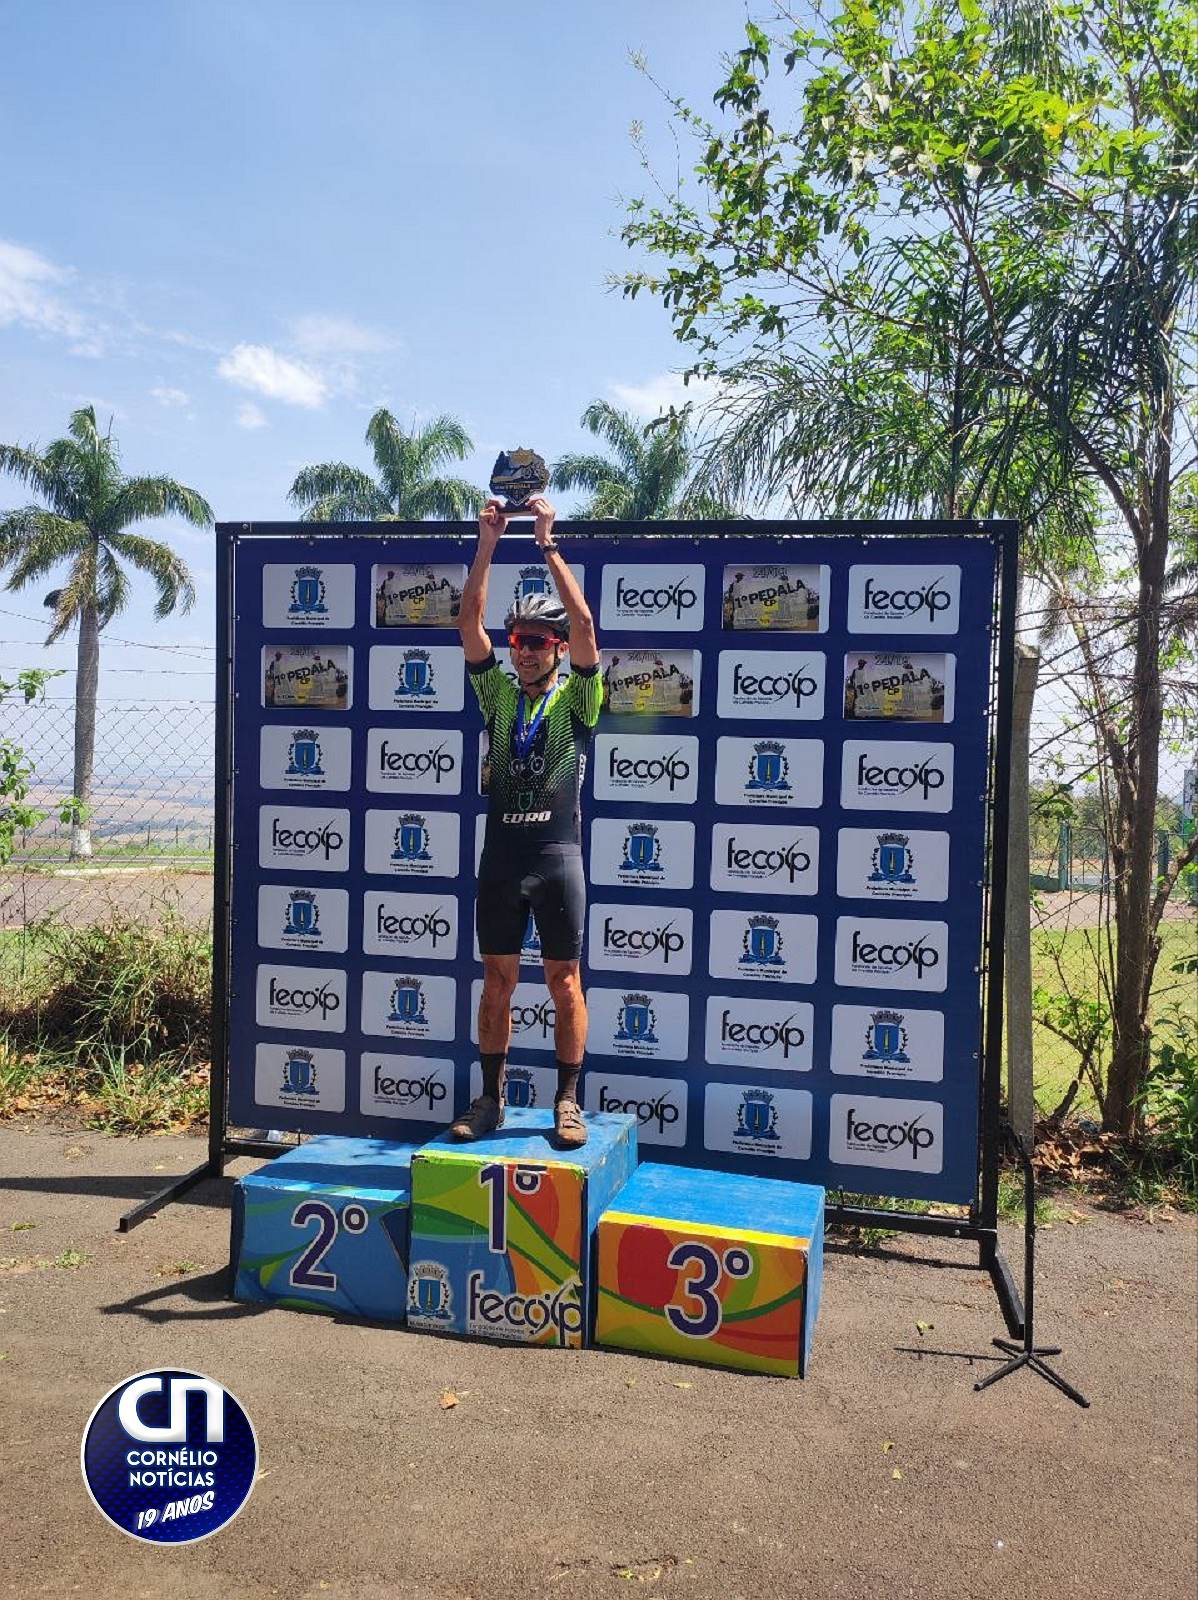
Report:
481,1052,506,1101
555,1060,582,1105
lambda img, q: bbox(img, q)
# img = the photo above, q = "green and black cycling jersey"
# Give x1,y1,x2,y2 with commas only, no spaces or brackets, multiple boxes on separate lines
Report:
468,653,603,851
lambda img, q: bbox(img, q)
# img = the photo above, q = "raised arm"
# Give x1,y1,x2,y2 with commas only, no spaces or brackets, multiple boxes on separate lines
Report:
458,499,506,663
529,496,598,669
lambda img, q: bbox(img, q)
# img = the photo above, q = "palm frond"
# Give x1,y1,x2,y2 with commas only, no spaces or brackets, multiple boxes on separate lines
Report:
0,444,65,511
366,410,477,513
67,405,104,451
579,402,647,476
405,476,486,520
584,478,636,519
551,453,631,495
409,415,473,476
364,408,409,489
107,475,213,534
38,438,90,520
105,532,196,616
96,545,131,628
0,512,89,588
44,546,96,644
288,463,389,521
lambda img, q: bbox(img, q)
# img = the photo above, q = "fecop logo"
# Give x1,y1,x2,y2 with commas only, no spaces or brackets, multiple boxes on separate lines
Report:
847,1106,935,1159
595,735,699,803
511,997,557,1042
374,904,453,946
601,563,705,632
271,817,343,858
597,1083,680,1134
718,652,825,720
268,976,342,1019
850,930,940,979
725,835,810,882
847,564,961,633
721,1008,807,1058
371,1063,447,1110
862,575,952,624
835,917,949,993
857,753,944,801
367,730,464,795
614,574,699,619
80,1369,258,1545
841,741,955,812
377,740,456,782
608,745,691,790
705,995,815,1069
732,661,818,707
602,917,685,962
467,1271,583,1345
829,1093,944,1173
589,905,694,975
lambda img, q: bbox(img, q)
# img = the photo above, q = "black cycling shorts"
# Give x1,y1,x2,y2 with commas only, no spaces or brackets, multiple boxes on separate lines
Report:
477,844,586,962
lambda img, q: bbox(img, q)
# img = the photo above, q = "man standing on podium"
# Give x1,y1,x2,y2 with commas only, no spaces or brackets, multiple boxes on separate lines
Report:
451,494,602,1147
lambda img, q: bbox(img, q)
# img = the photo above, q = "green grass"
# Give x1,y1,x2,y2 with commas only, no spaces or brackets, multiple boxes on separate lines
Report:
1031,920,1197,1117
0,912,211,1132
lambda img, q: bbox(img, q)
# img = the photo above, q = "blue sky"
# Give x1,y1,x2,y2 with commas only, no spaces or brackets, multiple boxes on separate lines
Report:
0,1,751,694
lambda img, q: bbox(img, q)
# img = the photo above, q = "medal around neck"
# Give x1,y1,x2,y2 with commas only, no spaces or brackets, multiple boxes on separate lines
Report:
490,448,549,514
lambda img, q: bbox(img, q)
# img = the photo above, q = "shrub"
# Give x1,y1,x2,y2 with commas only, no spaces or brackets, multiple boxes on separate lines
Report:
1138,1002,1198,1197
0,911,211,1065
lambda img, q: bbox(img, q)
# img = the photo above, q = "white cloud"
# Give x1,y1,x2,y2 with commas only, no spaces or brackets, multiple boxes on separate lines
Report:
217,342,327,408
0,238,96,349
150,385,190,408
235,401,268,431
289,313,401,357
608,371,725,418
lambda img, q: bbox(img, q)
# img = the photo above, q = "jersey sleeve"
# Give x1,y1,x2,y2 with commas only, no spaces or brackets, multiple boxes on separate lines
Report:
467,653,518,725
560,662,603,730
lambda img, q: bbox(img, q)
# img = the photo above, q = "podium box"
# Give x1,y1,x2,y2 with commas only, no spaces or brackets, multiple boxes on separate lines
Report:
407,1109,638,1348
595,1163,824,1377
231,1135,417,1322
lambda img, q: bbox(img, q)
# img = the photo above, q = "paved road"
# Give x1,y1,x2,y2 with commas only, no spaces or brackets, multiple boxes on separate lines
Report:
1,1126,1195,1600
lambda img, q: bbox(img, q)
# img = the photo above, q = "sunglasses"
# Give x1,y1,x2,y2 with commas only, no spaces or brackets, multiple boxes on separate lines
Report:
508,631,556,652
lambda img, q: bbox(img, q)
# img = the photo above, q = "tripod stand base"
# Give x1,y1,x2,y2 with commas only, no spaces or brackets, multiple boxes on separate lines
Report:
974,1338,1090,1407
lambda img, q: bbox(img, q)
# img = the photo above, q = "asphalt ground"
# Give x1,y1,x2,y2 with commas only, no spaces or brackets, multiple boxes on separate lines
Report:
1,1125,1195,1600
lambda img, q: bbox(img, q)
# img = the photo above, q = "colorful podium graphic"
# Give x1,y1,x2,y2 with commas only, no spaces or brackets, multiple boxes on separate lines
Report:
595,1163,824,1377
231,1135,415,1321
407,1109,638,1347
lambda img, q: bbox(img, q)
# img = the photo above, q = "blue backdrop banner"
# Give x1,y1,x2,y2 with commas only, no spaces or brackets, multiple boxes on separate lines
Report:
225,527,1001,1205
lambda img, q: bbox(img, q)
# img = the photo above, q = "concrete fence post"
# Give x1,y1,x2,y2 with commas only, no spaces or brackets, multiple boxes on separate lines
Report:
1006,643,1040,1149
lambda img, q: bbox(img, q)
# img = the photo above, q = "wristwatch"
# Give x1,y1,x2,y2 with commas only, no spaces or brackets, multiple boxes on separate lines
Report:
540,539,560,554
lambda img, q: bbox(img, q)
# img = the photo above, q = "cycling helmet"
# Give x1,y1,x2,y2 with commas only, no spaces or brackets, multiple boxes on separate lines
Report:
504,593,570,639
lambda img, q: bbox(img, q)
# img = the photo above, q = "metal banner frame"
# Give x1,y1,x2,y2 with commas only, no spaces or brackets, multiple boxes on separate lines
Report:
122,519,1021,1339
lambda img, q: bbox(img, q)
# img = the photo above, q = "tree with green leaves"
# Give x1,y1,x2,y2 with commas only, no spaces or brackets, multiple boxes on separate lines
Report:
289,408,484,522
0,668,65,867
0,406,210,860
620,0,1197,1134
552,400,739,519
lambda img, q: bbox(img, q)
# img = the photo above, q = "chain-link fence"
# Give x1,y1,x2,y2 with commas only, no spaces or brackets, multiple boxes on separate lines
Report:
1018,598,1197,1119
1,696,215,931
1029,817,1192,897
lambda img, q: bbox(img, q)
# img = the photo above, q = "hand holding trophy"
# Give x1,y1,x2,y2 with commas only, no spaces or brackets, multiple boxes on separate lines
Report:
478,497,507,548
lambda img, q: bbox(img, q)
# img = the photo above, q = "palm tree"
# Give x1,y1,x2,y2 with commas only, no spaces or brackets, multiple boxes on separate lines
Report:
552,400,740,519
0,405,211,859
289,409,484,521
